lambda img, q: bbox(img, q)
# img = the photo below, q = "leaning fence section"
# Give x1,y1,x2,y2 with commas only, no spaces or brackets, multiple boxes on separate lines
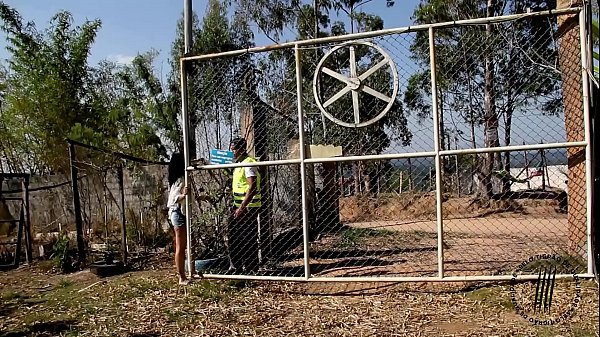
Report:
181,8,594,282
68,142,173,266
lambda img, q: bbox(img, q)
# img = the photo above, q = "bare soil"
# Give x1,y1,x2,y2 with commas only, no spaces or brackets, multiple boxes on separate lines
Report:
310,195,577,278
339,193,562,223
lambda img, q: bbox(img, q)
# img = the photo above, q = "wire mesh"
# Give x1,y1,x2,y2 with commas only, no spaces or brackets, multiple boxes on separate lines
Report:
184,9,592,280
433,14,589,276
70,145,171,264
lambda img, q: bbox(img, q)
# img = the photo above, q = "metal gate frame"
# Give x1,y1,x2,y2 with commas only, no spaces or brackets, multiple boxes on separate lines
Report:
179,7,596,283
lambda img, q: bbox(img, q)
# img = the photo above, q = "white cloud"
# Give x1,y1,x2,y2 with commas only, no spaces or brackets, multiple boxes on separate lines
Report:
107,54,135,65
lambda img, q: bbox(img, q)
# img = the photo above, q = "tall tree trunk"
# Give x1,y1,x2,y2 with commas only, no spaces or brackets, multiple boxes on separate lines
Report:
502,107,513,194
556,0,587,258
468,73,477,195
502,92,514,194
502,48,517,194
480,0,500,201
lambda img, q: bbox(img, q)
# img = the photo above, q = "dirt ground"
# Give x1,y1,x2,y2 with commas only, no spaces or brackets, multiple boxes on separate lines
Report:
339,194,563,223
0,260,598,337
2,195,596,336
300,195,578,279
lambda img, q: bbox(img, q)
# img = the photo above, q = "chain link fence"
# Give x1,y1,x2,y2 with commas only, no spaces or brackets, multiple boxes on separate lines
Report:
182,8,593,281
64,143,172,268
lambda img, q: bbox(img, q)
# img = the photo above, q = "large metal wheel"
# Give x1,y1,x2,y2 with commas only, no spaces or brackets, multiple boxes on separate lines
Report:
313,41,399,128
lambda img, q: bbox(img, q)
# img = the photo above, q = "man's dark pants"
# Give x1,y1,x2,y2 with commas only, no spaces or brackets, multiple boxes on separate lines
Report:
228,206,260,272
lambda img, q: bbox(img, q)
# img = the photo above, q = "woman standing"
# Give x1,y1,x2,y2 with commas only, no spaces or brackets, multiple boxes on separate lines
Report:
167,153,191,285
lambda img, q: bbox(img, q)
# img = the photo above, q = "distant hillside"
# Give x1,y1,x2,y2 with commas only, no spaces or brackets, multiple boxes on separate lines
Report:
389,147,568,171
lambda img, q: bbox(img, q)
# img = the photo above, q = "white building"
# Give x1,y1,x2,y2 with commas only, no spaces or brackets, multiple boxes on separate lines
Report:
509,165,568,191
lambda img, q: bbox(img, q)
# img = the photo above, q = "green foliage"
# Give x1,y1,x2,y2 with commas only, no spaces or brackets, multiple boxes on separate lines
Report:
466,286,515,310
406,0,561,126
245,0,410,153
404,0,563,197
1,289,23,301
168,0,255,157
0,6,103,172
192,201,229,259
223,1,408,194
338,227,394,248
386,168,413,192
0,3,174,173
57,279,74,288
50,231,75,273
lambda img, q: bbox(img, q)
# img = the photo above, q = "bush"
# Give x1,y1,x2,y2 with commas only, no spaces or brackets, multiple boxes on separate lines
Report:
49,231,76,273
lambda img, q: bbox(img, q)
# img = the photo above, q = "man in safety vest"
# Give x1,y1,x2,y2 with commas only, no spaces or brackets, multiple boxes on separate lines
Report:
228,137,260,272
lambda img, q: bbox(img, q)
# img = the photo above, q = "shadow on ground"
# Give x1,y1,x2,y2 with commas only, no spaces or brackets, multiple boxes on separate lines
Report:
0,319,78,337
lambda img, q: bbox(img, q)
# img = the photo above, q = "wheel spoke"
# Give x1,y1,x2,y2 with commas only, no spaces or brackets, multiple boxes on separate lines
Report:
359,58,390,81
349,46,358,78
363,85,393,103
322,67,351,85
324,86,351,108
352,90,360,124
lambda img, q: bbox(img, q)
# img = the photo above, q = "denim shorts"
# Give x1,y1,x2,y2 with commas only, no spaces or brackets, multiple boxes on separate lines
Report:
169,208,186,228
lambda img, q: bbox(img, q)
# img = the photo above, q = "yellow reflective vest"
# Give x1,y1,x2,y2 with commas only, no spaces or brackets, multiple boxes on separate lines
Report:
232,156,261,208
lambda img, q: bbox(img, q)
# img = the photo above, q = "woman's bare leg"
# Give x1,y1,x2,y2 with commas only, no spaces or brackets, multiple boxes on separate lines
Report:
174,226,188,284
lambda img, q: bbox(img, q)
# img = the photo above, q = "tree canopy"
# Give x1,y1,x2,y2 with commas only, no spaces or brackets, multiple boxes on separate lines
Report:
0,3,178,173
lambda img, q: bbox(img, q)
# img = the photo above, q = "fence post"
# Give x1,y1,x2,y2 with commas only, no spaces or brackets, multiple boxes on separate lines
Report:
295,44,311,280
540,147,547,190
68,142,85,265
117,164,128,266
523,142,531,189
179,58,195,277
429,26,445,279
579,8,594,274
23,176,32,264
407,157,413,190
184,0,193,54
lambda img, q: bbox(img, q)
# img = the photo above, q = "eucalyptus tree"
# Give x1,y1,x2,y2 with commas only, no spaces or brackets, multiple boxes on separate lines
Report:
405,0,562,198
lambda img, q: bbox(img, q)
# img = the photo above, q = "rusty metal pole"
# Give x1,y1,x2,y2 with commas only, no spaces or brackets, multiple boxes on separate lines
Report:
117,164,128,266
68,142,85,265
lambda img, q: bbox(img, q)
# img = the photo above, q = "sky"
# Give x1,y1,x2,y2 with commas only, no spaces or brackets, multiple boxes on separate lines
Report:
0,0,423,75
0,0,570,157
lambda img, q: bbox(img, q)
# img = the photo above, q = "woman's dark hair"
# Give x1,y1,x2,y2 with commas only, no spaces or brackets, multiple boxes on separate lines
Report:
230,137,247,153
168,152,185,187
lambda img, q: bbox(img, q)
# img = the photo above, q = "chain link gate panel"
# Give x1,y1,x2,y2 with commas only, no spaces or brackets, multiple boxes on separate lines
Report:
180,7,595,282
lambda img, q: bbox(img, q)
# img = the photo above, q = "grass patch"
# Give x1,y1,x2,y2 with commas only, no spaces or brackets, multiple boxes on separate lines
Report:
406,230,437,240
532,326,597,337
58,279,73,288
1,290,23,301
518,253,587,274
164,308,190,323
21,311,58,325
185,279,249,301
225,279,251,290
535,326,561,337
337,227,395,248
112,277,172,302
82,304,98,315
465,286,514,310
37,260,56,272
569,327,599,337
188,280,228,300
